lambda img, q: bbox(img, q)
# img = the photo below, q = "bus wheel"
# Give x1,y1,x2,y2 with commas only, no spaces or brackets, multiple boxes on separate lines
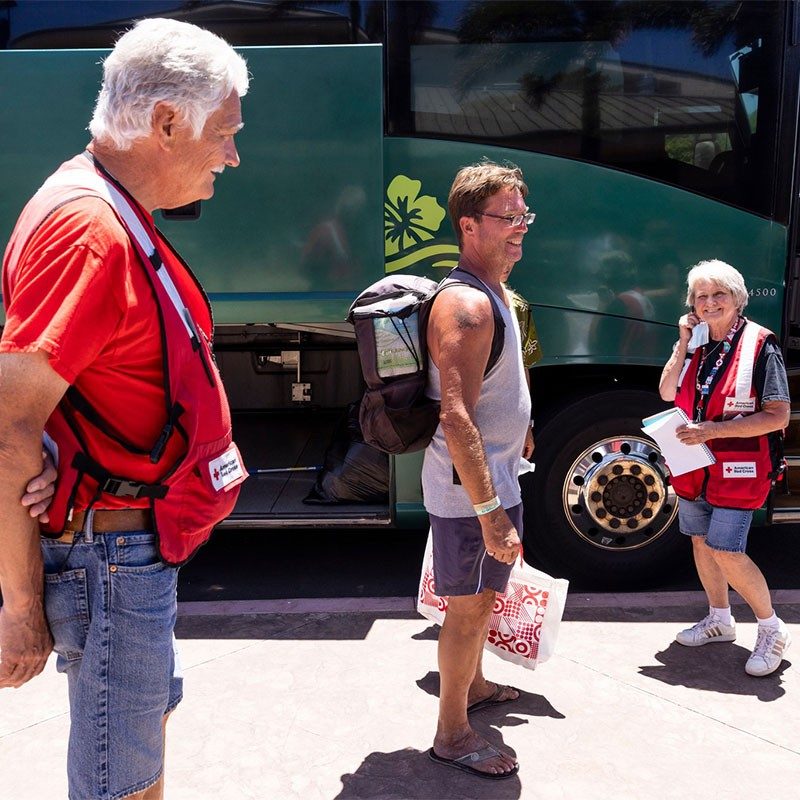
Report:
522,390,688,587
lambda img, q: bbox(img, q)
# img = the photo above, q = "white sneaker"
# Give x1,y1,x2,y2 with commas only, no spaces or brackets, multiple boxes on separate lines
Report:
745,622,791,677
676,614,736,647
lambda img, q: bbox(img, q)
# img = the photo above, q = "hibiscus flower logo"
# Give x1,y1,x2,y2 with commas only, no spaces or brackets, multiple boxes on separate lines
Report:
384,175,460,274
384,175,445,256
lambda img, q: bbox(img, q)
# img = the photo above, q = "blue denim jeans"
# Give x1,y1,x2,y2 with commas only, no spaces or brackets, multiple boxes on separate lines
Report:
678,496,753,553
41,514,182,800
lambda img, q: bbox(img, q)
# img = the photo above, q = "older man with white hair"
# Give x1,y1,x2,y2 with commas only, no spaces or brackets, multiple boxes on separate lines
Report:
0,19,248,799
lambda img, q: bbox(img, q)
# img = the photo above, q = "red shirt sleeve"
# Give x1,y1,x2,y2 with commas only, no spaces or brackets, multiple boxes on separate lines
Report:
1,197,126,384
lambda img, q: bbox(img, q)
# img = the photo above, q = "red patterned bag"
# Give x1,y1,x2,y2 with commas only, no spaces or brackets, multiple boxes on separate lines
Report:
416,530,568,669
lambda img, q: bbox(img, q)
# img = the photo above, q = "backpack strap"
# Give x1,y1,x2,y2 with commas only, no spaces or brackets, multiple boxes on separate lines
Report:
435,267,506,375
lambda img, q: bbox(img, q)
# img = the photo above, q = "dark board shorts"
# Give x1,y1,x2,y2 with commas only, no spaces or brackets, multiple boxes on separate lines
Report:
429,503,523,596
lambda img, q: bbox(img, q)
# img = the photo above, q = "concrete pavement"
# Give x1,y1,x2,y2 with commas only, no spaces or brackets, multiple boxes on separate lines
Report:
2,592,800,799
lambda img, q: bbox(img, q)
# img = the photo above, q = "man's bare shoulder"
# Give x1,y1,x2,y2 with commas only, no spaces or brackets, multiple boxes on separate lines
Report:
430,284,494,334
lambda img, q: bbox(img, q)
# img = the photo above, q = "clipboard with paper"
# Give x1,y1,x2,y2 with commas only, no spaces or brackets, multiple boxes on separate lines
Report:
641,407,715,476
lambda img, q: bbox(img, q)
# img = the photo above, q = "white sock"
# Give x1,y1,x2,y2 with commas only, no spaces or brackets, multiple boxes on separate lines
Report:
710,606,732,625
756,612,780,629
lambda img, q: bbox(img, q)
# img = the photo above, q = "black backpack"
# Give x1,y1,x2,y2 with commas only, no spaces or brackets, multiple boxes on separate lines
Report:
347,267,505,454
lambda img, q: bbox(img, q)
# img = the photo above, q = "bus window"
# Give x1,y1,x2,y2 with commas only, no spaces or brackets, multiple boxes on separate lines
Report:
2,0,383,49
386,0,784,216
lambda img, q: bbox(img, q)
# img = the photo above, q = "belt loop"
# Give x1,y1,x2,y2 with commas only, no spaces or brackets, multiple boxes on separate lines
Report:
83,508,95,543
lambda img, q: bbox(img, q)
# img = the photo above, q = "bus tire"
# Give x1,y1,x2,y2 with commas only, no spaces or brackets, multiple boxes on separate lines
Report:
522,390,689,587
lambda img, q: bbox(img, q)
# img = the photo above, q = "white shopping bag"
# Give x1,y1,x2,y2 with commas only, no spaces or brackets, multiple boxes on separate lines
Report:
416,529,568,669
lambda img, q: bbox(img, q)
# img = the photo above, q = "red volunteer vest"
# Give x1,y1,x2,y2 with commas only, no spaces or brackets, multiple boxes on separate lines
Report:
3,158,246,565
672,320,775,509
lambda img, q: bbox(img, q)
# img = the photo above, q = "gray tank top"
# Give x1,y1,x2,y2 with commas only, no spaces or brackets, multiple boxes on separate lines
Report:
421,275,531,517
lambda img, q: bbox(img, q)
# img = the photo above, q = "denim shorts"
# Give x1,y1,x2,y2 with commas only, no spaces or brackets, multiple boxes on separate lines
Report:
41,520,182,800
430,503,523,595
678,496,753,553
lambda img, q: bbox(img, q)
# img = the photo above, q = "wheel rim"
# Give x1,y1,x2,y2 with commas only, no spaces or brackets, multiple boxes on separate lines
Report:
562,435,678,551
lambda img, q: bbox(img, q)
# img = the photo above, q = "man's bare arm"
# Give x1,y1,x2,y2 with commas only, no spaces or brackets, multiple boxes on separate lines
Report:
0,351,68,688
522,359,534,459
428,288,521,563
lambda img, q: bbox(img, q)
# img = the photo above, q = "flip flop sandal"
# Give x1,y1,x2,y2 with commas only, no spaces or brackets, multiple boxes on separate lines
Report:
467,683,520,714
428,746,519,780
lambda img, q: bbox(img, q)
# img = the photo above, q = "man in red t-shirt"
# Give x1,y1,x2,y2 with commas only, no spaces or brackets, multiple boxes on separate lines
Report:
0,19,248,800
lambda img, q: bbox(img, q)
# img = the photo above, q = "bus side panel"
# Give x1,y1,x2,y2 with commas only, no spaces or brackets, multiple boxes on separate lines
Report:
0,51,105,250
383,137,787,366
393,450,428,529
0,45,385,326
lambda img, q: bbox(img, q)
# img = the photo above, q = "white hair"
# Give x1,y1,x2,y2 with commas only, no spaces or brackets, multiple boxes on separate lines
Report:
685,259,749,312
89,18,249,150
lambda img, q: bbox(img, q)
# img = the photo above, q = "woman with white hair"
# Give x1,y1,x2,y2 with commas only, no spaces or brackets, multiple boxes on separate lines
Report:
659,260,791,676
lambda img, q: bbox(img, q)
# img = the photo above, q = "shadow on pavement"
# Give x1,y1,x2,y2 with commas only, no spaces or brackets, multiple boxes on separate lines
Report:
175,611,420,640
638,641,790,701
335,745,522,800
334,675,564,800
411,624,440,641
415,670,566,720
564,603,800,624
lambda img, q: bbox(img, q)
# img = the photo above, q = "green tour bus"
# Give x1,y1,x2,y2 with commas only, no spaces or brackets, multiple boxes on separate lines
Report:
3,0,800,585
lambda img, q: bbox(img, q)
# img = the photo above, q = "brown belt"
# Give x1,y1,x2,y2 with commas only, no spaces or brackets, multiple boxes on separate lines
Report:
53,508,153,542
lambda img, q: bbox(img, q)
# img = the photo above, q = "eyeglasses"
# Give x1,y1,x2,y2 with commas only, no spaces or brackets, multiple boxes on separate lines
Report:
476,208,536,227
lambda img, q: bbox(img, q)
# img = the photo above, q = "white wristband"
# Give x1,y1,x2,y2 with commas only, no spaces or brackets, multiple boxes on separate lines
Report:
474,496,501,516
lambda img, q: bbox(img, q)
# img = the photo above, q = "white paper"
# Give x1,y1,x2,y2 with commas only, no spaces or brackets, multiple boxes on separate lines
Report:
641,407,715,477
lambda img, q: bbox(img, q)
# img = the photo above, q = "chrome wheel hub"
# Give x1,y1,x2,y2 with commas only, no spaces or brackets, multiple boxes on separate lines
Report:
563,435,678,551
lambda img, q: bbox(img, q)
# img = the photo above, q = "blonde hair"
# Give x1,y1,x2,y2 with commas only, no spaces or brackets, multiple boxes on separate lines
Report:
685,259,749,312
448,160,528,246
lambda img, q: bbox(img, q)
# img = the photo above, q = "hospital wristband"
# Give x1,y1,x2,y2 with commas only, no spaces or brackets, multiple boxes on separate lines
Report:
474,496,501,516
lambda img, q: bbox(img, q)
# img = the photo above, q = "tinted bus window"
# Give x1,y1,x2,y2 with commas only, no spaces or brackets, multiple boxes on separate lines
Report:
1,0,383,49
386,0,784,216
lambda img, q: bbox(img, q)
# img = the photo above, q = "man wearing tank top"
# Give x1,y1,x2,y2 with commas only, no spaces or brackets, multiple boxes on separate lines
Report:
424,161,535,781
